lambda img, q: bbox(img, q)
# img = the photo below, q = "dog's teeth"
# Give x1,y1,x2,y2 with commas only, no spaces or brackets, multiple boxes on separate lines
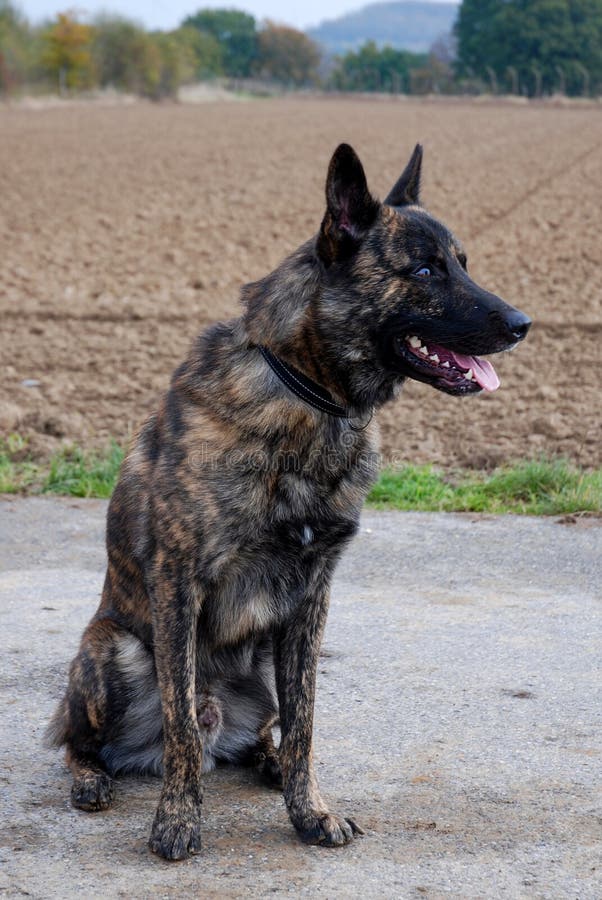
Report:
408,335,421,348
465,368,474,381
419,345,428,355
442,361,450,368
429,354,440,363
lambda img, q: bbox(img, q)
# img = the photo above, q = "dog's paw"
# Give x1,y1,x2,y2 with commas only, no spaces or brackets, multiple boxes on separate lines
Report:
295,812,364,847
149,812,202,861
71,773,114,811
256,751,283,790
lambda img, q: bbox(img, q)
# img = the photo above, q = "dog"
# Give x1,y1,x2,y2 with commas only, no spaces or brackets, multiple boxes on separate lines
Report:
46,143,531,860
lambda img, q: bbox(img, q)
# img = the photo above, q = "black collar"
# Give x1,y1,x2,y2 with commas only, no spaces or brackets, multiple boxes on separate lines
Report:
259,345,352,418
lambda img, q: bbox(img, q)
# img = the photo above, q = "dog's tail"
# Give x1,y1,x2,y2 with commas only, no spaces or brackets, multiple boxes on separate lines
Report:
43,696,69,748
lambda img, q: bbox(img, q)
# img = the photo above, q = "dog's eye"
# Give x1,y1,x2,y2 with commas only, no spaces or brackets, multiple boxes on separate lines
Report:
413,266,431,278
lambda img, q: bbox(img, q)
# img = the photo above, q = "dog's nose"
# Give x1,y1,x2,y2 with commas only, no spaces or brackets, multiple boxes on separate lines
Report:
503,309,531,343
488,307,531,343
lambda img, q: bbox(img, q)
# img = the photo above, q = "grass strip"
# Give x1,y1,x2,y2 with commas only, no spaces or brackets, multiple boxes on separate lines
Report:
43,441,124,499
1,435,600,515
368,459,602,515
0,434,41,494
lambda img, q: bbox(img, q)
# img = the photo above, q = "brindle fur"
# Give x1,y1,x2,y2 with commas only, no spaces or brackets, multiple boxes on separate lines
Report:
47,143,530,860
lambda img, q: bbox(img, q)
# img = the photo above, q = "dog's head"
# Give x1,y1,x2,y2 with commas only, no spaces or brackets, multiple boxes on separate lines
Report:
315,143,531,398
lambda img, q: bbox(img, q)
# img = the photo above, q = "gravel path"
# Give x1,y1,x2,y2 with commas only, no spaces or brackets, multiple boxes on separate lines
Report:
0,497,600,899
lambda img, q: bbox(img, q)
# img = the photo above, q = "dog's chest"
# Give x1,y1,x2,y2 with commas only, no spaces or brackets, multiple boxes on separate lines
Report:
198,426,377,646
202,496,358,646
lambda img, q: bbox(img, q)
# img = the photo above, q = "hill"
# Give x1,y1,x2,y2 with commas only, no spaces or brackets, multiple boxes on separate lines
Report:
308,1,459,55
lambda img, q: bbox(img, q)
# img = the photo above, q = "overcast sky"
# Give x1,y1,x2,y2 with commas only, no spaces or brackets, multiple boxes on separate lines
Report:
17,0,456,32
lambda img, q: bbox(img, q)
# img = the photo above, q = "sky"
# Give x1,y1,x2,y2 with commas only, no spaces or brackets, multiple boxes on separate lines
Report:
17,0,457,32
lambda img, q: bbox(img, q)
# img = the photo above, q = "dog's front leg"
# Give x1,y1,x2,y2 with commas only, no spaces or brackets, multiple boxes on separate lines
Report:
274,581,363,847
148,563,203,861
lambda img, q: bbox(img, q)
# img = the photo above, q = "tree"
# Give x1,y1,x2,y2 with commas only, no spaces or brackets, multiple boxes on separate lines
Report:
183,8,257,77
256,22,320,86
426,32,457,93
91,15,159,94
331,41,428,93
152,27,223,97
430,31,457,68
455,0,602,96
41,12,94,91
0,1,31,93
91,18,222,97
174,25,223,78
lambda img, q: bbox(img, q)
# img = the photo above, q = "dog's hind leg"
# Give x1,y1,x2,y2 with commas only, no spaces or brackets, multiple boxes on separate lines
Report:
66,746,115,811
252,722,282,789
46,616,128,812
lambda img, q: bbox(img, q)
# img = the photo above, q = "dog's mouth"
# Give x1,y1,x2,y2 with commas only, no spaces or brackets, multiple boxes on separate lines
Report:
394,334,500,396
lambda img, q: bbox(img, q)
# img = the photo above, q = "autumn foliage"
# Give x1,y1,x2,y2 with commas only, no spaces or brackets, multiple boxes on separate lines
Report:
41,12,94,90
0,4,322,97
257,22,321,85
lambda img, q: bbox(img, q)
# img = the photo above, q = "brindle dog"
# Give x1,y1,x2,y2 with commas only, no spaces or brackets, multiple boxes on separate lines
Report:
47,144,531,860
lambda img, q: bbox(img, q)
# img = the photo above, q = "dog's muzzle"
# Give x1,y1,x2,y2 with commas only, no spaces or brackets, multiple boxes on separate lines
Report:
391,308,531,397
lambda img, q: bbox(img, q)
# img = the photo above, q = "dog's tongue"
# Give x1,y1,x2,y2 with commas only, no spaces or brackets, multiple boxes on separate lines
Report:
450,353,500,392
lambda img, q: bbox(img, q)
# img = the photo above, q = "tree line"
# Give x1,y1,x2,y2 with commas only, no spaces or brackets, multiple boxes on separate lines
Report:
332,0,602,97
454,0,602,97
1,1,600,98
0,5,321,96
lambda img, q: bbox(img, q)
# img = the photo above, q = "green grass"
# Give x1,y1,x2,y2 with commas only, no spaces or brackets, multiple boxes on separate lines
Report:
368,459,602,515
1,434,600,515
0,434,41,493
0,435,124,499
43,441,124,498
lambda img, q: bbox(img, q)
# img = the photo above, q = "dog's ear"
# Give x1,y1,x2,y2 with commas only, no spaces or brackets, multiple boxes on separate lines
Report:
317,143,379,266
384,143,423,207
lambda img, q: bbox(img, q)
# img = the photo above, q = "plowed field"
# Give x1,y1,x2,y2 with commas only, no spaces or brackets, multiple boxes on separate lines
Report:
1,98,600,468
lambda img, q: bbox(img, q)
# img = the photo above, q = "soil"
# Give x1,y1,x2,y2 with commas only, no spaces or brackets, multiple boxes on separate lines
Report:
1,97,600,468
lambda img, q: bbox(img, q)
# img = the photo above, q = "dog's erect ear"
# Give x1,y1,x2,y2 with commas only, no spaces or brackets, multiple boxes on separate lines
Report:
384,143,423,207
317,143,379,265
